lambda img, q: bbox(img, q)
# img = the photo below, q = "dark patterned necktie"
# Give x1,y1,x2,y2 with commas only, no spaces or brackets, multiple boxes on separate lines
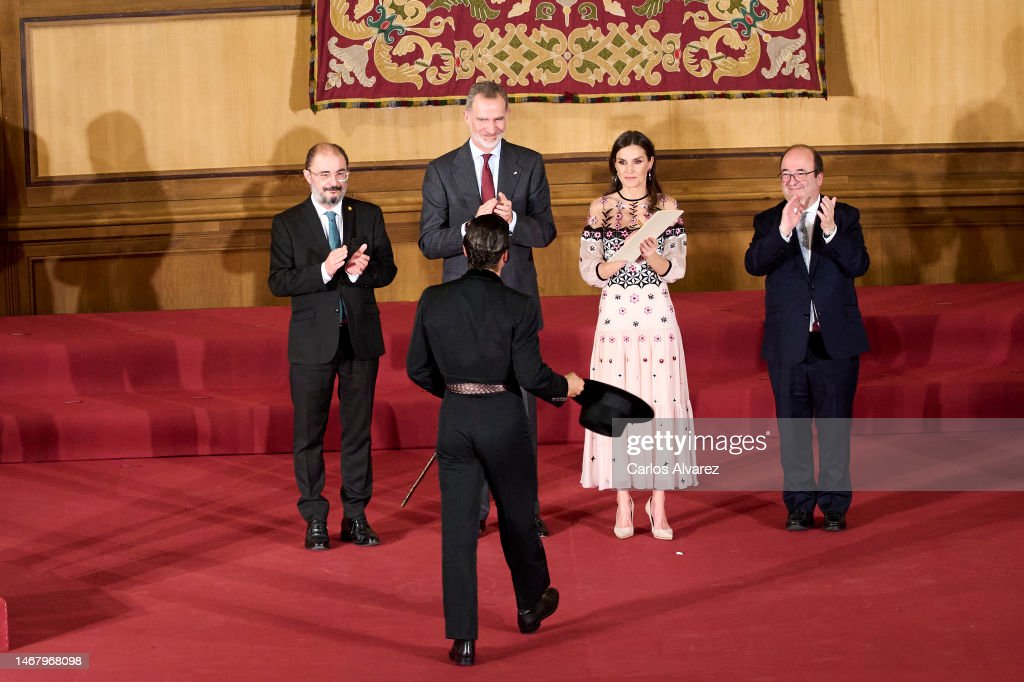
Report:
798,213,820,330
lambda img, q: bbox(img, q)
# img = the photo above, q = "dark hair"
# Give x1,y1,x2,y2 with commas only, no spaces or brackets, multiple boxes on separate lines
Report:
780,144,824,174
305,142,348,169
607,130,663,214
465,81,509,110
464,214,510,270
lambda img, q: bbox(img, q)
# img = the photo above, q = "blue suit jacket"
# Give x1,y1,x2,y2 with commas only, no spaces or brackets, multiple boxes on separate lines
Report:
744,199,870,364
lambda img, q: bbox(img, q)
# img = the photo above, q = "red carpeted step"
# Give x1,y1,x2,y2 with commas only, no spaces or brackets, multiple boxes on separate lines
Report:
2,283,1023,462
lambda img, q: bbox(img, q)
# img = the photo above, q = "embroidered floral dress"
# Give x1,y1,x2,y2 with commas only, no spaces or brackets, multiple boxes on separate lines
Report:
579,194,697,491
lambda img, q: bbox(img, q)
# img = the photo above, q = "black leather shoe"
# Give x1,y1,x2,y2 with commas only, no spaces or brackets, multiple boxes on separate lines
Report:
517,587,559,634
448,639,475,666
304,519,329,550
340,516,380,546
822,511,847,531
534,514,550,538
785,509,813,531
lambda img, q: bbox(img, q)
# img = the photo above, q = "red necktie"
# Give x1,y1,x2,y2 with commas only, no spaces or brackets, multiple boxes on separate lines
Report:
480,153,495,202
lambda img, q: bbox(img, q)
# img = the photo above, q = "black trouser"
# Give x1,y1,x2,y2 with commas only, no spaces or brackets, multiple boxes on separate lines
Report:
437,391,550,640
768,332,859,514
479,389,540,519
291,325,379,522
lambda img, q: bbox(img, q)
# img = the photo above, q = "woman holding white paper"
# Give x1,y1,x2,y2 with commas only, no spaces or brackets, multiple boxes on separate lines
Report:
579,130,697,541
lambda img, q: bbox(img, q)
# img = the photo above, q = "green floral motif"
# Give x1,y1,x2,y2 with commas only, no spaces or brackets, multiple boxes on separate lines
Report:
428,0,500,21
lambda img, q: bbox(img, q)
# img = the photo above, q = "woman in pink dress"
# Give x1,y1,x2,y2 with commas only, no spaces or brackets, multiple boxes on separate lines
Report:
579,131,697,540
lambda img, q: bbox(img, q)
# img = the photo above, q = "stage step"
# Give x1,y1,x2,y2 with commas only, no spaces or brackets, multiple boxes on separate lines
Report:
2,283,1022,462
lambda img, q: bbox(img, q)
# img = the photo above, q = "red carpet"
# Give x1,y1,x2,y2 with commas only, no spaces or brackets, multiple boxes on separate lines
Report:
1,448,1022,679
2,282,1023,677
2,282,1023,463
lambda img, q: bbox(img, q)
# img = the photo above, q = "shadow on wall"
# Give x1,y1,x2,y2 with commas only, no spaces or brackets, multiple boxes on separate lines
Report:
290,11,315,113
2,121,49,314
822,0,855,97
222,126,324,308
50,112,170,313
1,119,17,311
948,27,1024,284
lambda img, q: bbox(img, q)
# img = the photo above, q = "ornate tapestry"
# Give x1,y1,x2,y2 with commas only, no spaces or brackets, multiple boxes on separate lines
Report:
309,0,825,109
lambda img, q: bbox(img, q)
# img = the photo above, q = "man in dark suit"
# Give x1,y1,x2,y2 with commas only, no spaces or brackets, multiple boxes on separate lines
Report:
407,214,584,666
269,142,397,550
744,144,870,532
419,80,557,537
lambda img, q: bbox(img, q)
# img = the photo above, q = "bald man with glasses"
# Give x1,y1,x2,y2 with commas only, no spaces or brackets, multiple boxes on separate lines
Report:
744,144,870,533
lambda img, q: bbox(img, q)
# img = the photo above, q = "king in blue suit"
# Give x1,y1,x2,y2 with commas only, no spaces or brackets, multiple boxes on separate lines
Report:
744,144,870,532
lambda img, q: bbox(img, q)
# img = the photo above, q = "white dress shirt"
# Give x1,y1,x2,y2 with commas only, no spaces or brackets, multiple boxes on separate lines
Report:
464,139,518,234
312,194,359,283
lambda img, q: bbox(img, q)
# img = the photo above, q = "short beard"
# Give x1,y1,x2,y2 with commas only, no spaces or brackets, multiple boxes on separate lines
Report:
318,187,344,207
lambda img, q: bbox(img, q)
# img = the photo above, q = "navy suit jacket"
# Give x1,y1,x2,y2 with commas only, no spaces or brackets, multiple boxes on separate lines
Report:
269,196,397,364
744,199,870,364
419,140,556,302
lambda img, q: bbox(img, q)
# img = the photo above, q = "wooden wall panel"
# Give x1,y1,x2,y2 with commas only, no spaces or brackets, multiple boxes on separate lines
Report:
25,12,311,178
12,0,1024,183
6,144,1022,314
3,1,1024,315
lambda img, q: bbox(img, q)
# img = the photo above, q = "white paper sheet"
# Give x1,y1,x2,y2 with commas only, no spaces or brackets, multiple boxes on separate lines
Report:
608,209,684,262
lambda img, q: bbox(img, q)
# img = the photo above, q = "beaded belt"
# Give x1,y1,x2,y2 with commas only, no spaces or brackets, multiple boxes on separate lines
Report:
446,382,510,395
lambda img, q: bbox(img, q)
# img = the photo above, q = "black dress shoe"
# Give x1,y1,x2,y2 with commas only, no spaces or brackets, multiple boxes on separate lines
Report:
517,587,559,634
534,514,550,538
448,639,475,666
785,509,813,531
822,511,847,531
304,519,330,550
340,516,380,546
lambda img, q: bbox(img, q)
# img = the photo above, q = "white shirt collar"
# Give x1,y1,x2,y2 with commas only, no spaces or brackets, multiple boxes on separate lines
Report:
469,139,502,161
311,194,342,218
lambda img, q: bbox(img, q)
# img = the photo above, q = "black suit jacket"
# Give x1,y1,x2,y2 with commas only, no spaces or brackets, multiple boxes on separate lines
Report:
406,269,568,405
269,196,397,364
419,140,556,300
744,199,870,364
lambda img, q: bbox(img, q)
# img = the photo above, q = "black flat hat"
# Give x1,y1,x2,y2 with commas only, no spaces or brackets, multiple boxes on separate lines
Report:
573,379,655,438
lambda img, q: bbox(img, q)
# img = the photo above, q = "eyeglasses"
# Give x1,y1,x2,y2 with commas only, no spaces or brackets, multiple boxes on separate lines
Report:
309,169,350,181
779,170,817,183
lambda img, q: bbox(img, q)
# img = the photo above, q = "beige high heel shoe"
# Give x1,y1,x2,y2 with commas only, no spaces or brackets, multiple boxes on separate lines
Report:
614,498,634,539
645,497,673,541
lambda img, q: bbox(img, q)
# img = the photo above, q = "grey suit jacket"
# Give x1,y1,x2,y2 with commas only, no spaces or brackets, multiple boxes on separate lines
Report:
419,140,556,302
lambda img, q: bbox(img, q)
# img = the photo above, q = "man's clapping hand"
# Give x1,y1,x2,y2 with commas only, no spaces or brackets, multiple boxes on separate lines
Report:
324,245,349,277
345,243,370,276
